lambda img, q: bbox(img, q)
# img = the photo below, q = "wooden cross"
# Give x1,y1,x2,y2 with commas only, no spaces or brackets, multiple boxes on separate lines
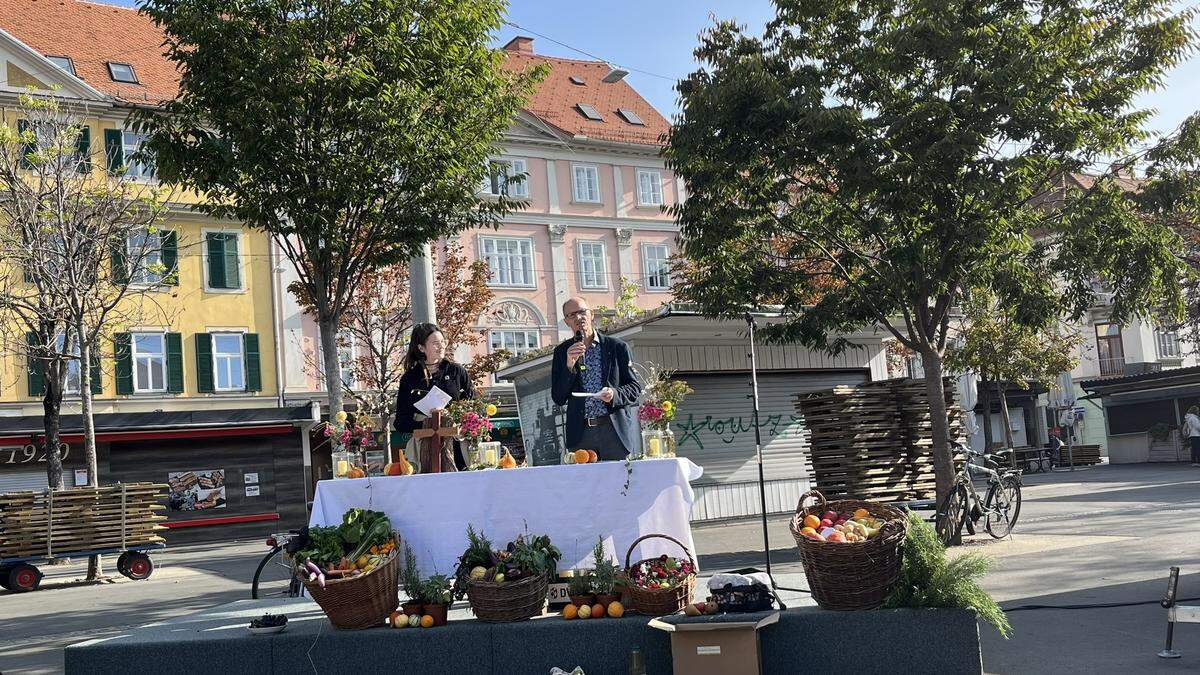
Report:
411,409,460,473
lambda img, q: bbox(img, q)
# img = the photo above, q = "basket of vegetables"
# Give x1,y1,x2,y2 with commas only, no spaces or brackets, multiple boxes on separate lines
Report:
295,508,400,629
624,533,697,615
455,526,561,622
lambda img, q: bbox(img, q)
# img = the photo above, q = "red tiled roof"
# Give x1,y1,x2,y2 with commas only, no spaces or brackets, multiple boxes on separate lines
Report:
501,49,671,147
0,0,179,104
0,3,671,147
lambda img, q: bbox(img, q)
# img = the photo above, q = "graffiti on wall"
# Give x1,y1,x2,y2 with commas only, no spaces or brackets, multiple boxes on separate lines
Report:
675,413,807,450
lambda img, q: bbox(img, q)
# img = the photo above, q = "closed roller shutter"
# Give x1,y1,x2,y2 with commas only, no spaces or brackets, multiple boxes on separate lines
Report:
0,469,49,494
675,371,869,485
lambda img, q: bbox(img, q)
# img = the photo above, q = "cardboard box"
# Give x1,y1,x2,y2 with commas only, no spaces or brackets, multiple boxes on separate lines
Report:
649,612,779,675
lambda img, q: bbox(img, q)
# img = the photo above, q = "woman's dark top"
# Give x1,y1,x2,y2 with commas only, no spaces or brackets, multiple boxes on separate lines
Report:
393,359,475,470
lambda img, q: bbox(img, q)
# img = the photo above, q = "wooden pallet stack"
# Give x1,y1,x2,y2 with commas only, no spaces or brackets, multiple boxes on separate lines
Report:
0,483,168,560
796,378,965,503
1060,444,1102,466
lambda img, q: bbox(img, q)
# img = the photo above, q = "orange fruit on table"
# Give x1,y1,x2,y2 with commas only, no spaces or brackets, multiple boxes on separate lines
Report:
802,514,821,530
420,615,435,628
591,603,605,619
562,604,578,620
573,449,590,465
607,601,625,618
586,450,599,464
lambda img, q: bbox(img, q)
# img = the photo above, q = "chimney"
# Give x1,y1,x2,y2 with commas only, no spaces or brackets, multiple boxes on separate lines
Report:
503,36,534,54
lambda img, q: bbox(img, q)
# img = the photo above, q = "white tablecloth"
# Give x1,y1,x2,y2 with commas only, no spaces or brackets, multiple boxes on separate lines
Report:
309,458,704,576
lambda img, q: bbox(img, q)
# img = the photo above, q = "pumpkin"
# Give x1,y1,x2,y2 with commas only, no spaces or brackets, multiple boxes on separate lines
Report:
498,449,517,469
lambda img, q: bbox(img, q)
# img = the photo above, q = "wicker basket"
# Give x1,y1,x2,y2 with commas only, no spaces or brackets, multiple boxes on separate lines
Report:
788,490,907,611
300,551,400,629
467,572,549,622
623,533,697,616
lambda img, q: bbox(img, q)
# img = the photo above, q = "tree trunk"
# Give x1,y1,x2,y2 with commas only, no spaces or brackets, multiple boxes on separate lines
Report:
42,373,65,490
979,376,994,452
76,320,102,580
998,383,1017,468
921,348,955,501
318,315,344,415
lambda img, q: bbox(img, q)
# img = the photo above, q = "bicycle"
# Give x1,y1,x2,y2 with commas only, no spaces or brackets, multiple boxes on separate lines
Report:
934,443,1023,546
251,527,308,599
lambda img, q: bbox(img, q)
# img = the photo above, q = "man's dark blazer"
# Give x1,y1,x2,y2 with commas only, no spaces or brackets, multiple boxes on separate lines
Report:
551,332,642,454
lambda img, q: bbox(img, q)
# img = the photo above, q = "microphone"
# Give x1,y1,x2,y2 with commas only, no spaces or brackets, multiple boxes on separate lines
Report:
573,330,584,374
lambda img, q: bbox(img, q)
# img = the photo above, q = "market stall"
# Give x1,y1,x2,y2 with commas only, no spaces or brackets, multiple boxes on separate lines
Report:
309,457,703,575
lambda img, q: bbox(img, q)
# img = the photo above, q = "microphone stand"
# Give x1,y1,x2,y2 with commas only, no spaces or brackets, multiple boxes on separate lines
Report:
745,313,803,603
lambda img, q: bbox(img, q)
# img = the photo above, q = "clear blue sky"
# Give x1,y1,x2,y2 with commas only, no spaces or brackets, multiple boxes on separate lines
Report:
100,0,1197,137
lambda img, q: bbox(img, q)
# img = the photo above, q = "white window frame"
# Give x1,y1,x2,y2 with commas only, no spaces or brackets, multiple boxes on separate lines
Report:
577,240,608,290
1157,329,1182,359
479,236,536,288
481,158,529,198
211,332,246,392
121,129,155,181
641,243,672,291
636,169,664,207
131,332,167,393
127,228,164,286
201,228,246,294
571,164,601,203
489,329,540,357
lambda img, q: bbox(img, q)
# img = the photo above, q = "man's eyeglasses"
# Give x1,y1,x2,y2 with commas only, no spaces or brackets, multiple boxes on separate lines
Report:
565,309,590,320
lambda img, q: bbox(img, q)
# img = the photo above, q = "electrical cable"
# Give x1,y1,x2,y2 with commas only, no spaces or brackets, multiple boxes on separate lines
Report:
1003,596,1200,612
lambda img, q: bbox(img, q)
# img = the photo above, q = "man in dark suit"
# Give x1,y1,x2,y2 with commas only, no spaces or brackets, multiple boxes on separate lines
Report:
551,297,642,461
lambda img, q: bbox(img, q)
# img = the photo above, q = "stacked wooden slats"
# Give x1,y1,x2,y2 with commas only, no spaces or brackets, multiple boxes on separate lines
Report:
796,378,965,503
1059,444,1102,466
0,483,168,559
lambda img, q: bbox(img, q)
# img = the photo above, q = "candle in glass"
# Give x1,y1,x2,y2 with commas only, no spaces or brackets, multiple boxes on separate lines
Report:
484,447,497,466
647,437,662,457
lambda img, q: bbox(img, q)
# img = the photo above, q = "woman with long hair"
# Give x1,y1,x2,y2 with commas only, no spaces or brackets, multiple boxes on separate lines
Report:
394,323,475,470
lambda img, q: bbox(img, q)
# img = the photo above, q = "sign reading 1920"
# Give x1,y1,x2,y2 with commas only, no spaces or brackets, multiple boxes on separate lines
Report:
2,444,70,464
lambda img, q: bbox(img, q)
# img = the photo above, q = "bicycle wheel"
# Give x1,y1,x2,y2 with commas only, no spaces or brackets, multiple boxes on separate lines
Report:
984,475,1022,538
935,484,968,546
251,547,298,599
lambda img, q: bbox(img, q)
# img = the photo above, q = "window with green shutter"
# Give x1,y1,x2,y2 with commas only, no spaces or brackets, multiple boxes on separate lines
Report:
27,332,45,397
111,237,128,284
161,230,178,285
89,349,103,395
166,332,184,393
18,119,34,170
206,232,241,290
104,128,124,174
114,333,133,395
195,333,214,393
244,333,262,392
75,126,92,173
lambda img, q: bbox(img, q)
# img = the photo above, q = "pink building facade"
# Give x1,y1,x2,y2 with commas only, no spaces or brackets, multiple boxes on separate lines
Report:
278,37,680,406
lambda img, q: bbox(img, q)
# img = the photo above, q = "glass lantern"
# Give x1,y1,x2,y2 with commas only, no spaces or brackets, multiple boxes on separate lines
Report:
478,441,501,469
662,426,677,458
364,448,386,476
332,449,352,479
639,428,665,460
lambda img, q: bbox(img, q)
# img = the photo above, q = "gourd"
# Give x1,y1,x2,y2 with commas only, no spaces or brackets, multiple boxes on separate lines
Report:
498,449,517,469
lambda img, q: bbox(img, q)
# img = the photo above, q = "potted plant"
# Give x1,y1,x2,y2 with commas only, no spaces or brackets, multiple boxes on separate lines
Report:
399,543,425,616
568,572,595,607
457,528,563,622
590,537,620,607
420,574,454,626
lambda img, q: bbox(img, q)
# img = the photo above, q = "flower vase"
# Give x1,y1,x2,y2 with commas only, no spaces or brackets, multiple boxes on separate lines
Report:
662,426,677,458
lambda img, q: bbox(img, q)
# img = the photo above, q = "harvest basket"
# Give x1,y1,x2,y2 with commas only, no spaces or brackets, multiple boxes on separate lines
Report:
624,533,696,615
788,490,907,610
300,551,400,629
467,572,549,622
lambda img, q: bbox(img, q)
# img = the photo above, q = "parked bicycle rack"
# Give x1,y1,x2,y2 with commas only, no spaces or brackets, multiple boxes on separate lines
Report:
1160,567,1199,659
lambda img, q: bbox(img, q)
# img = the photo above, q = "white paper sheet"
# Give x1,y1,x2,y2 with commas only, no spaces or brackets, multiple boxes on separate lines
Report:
571,391,599,398
413,385,452,416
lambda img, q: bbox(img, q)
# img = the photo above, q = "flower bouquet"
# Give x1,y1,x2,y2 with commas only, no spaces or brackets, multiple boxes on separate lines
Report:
445,398,505,469
636,366,693,459
326,411,380,478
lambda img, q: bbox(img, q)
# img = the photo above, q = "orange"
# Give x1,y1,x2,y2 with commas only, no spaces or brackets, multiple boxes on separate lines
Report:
607,601,625,618
591,603,605,619
853,508,870,519
574,449,590,465
419,615,435,628
389,611,402,628
562,604,578,620
586,450,598,464
802,514,821,530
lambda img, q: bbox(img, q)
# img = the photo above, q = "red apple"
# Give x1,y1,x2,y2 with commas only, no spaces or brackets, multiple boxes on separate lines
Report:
820,518,833,528
822,511,838,522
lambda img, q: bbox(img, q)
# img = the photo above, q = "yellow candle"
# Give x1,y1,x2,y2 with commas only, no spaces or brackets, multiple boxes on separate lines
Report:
336,460,349,476
647,438,661,457
484,448,497,465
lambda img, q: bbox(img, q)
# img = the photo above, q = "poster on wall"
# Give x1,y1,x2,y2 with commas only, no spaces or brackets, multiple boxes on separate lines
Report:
168,469,227,511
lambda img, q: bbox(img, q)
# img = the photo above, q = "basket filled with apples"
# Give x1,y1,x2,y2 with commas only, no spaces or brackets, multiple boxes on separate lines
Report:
788,490,907,611
623,533,697,615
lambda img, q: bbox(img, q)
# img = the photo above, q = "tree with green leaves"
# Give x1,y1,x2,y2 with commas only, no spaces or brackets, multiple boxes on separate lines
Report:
946,293,1082,456
666,0,1200,499
138,0,544,414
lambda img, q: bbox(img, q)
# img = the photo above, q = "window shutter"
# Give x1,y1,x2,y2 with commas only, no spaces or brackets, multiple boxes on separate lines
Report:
27,332,45,397
165,332,184,393
18,119,34,170
243,333,261,392
223,235,240,289
111,237,128,284
104,128,124,174
114,333,133,395
195,333,214,393
206,233,226,289
89,348,103,395
160,230,178,285
76,126,92,173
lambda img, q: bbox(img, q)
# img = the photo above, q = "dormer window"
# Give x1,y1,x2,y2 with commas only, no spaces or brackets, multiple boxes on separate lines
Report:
46,56,76,76
107,62,138,84
569,76,586,85
576,103,603,121
617,108,645,125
